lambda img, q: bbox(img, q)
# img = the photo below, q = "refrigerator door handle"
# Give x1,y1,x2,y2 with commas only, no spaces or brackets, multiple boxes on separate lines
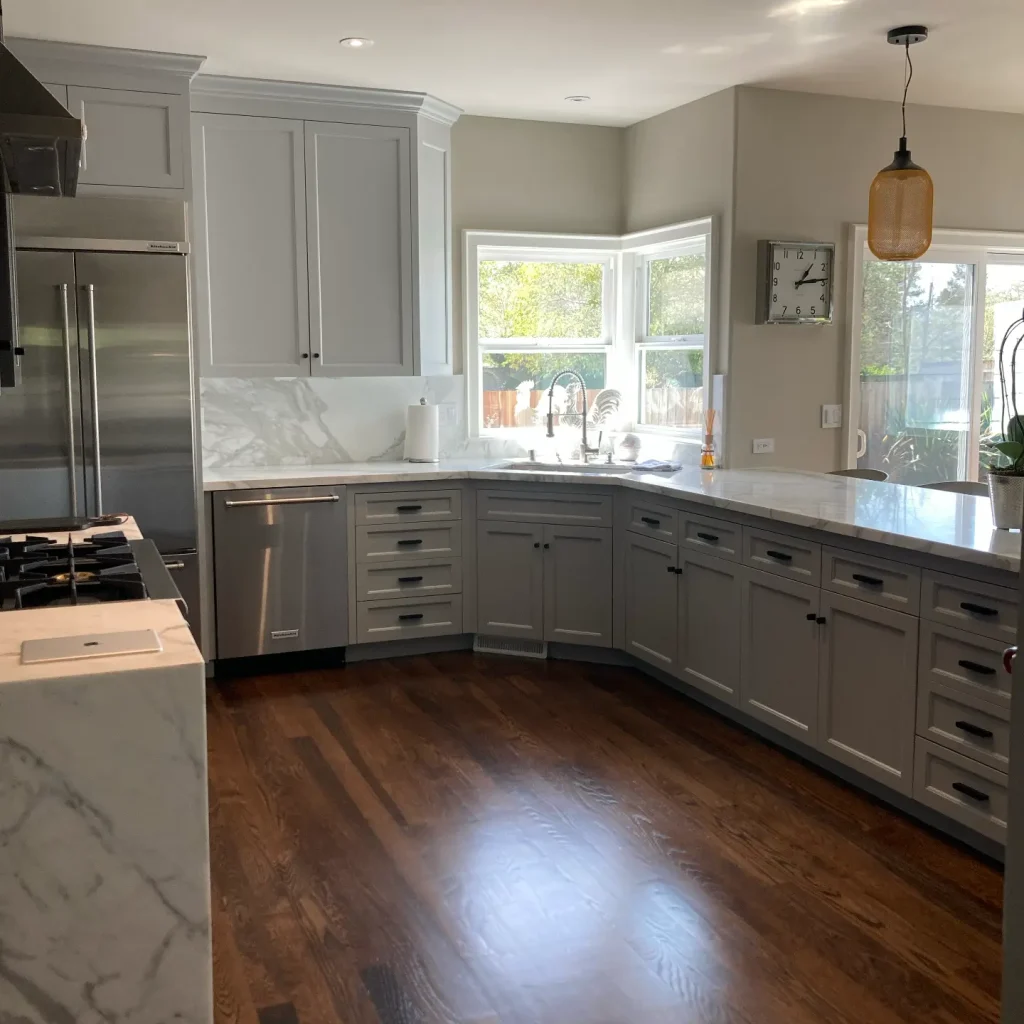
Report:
84,283,103,515
57,283,79,518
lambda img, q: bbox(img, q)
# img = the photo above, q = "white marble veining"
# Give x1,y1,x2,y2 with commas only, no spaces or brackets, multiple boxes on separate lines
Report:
203,461,1022,574
0,600,212,1021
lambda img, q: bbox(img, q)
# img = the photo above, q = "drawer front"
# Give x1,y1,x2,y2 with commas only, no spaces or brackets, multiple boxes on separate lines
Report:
680,510,741,561
625,499,678,543
913,738,1008,843
356,559,462,601
916,680,1010,773
823,546,921,614
356,523,461,561
919,621,1011,709
478,488,613,527
743,527,821,585
354,488,461,525
921,571,1017,642
356,595,463,643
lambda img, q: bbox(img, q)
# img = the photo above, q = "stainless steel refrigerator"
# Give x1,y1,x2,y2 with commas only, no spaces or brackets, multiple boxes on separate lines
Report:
0,237,199,628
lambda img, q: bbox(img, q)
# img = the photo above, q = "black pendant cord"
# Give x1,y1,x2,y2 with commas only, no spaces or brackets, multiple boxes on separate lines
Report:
901,41,913,141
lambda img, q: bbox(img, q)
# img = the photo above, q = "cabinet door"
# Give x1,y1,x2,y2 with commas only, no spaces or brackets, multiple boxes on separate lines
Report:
69,86,185,190
624,534,678,671
192,114,310,376
818,591,919,794
679,550,741,706
543,525,613,647
305,122,413,376
739,567,820,743
476,521,544,640
44,82,68,106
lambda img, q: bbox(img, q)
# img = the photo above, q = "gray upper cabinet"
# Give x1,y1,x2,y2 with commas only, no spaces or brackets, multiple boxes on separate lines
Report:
70,86,187,190
817,591,918,795
678,550,741,707
193,114,309,376
476,521,545,640
306,122,414,376
740,566,820,743
543,525,613,647
624,534,678,671
43,82,68,105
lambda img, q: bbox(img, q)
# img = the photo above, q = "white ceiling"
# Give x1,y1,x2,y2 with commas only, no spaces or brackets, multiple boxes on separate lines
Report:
7,0,1024,126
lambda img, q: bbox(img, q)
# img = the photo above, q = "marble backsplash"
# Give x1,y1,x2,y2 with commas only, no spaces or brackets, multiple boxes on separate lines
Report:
200,375,526,468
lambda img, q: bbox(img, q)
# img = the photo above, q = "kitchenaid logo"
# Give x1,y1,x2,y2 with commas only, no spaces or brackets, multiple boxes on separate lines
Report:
271,629,300,640
146,241,180,251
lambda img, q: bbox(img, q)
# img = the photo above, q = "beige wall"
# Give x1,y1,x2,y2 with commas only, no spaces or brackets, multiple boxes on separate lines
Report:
728,86,1024,469
450,115,624,372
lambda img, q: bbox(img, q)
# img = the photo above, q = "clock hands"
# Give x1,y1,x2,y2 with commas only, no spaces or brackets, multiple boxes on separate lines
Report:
796,277,829,287
794,261,814,288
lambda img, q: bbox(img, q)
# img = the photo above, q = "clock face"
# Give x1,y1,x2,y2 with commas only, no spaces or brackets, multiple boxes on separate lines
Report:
767,243,834,323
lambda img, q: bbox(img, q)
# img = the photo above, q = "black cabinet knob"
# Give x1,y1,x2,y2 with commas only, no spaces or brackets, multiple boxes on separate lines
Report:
13,346,24,356
301,352,309,359
816,616,827,625
666,565,676,573
543,543,550,549
312,352,321,359
806,612,817,621
534,542,540,548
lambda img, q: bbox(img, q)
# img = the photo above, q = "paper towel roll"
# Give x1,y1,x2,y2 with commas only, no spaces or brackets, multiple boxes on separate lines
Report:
404,401,440,462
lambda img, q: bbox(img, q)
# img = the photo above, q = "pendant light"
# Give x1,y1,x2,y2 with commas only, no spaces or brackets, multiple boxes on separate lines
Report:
867,26,933,261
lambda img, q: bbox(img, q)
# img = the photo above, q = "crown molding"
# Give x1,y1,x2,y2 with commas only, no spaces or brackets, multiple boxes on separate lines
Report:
192,75,462,125
9,37,206,80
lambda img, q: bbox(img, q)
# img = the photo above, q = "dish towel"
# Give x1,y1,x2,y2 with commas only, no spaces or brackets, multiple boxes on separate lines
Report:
632,459,682,473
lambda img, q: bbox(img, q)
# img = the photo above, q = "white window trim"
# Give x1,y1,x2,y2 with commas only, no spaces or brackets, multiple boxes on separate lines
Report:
844,224,1024,475
465,218,716,441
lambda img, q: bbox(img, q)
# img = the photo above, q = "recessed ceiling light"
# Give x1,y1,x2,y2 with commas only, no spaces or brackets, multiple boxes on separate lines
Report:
339,37,374,49
565,95,591,103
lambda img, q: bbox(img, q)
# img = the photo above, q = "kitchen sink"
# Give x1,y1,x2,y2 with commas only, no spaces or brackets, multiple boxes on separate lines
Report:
494,461,638,474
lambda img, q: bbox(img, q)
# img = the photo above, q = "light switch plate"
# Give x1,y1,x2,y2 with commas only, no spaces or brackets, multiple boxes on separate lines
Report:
752,438,775,454
821,404,842,429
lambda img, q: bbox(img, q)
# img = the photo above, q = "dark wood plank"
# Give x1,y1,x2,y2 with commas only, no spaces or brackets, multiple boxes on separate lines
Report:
210,652,1003,1024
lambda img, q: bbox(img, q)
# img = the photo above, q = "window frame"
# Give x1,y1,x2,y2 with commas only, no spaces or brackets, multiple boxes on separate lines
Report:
845,224,1024,479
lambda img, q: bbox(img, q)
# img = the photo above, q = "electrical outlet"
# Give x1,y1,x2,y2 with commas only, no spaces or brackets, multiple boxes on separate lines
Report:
821,404,843,429
752,438,775,454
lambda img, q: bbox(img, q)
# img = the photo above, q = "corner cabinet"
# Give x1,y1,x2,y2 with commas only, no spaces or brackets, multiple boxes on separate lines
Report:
191,82,459,378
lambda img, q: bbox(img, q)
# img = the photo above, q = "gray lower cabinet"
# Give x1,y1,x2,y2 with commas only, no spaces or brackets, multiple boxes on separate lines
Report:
476,521,545,640
817,591,919,795
624,534,678,671
678,550,741,707
739,567,820,743
544,525,613,647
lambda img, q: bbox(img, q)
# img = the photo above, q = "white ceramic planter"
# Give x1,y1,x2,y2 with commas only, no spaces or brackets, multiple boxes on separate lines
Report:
988,473,1024,529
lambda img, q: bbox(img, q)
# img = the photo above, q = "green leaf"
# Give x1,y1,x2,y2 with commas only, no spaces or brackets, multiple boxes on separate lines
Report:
991,440,1024,461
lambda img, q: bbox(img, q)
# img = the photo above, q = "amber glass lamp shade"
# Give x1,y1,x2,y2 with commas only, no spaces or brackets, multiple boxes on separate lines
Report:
867,137,933,260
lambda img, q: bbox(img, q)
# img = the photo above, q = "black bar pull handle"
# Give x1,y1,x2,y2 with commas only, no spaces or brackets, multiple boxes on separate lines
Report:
640,516,661,526
397,538,423,546
766,549,793,562
955,720,994,739
958,659,996,676
666,565,677,573
806,613,817,621
852,573,884,586
697,532,720,543
398,613,424,621
961,601,998,617
397,576,424,583
951,781,990,803
396,504,423,512
816,616,827,625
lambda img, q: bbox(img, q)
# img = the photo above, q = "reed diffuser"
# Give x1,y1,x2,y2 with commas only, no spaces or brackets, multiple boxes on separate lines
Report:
701,408,717,469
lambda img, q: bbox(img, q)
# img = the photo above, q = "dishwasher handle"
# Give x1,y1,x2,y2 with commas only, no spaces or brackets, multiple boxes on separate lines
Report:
223,495,341,508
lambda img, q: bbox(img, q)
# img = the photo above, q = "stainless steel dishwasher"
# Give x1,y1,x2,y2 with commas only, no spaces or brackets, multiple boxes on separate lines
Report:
212,485,347,659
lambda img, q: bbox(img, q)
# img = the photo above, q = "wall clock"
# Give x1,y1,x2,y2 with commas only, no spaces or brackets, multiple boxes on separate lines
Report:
756,240,836,325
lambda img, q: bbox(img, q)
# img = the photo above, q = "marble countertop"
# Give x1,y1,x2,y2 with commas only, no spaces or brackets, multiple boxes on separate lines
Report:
203,461,1022,574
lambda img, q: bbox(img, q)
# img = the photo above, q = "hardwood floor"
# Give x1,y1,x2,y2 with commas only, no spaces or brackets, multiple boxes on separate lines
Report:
208,652,1004,1024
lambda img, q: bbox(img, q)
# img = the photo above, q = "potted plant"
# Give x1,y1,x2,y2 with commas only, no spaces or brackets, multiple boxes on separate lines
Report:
984,414,1024,529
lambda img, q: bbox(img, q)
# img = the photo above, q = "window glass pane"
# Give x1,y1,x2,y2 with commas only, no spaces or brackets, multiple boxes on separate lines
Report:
481,352,608,430
478,260,604,339
646,250,706,336
983,263,1024,478
641,349,703,428
857,259,974,484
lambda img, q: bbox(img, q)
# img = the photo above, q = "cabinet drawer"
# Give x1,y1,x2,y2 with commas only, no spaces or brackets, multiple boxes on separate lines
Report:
921,571,1017,643
680,510,741,561
354,488,461,525
356,558,462,601
914,738,1008,843
478,488,612,527
625,499,677,543
743,527,821,585
356,522,461,561
822,547,921,614
916,681,1010,773
356,595,463,643
918,622,1011,709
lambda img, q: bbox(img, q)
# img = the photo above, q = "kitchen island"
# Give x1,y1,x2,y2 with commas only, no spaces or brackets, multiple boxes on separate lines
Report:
0,522,211,1024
